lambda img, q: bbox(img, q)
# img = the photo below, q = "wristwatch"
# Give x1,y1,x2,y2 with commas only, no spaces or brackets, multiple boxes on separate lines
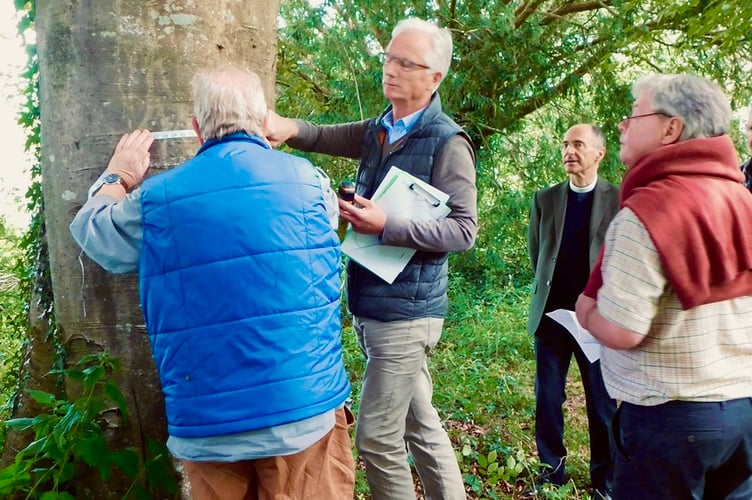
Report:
102,172,128,190
89,172,128,198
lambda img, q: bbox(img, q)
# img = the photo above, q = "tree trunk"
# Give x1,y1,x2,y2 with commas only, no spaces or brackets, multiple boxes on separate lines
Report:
35,1,279,497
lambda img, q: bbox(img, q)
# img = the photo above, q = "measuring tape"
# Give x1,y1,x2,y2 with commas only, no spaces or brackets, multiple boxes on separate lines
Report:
151,129,197,140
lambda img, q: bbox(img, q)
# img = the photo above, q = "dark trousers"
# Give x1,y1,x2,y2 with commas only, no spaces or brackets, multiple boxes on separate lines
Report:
534,316,616,490
612,398,752,499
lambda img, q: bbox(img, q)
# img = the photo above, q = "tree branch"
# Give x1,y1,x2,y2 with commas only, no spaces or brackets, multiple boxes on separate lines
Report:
514,0,548,29
541,0,613,25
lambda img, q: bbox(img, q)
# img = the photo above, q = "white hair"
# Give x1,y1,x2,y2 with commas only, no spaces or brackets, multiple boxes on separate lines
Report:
633,74,731,140
192,65,267,140
391,18,452,85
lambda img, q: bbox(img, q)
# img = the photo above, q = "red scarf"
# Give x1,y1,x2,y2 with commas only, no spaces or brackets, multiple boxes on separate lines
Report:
583,135,752,309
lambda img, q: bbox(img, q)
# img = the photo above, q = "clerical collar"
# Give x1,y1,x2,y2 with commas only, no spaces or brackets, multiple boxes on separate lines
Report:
569,179,597,193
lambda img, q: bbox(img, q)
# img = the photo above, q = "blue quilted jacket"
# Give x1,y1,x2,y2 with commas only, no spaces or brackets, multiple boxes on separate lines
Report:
139,132,350,438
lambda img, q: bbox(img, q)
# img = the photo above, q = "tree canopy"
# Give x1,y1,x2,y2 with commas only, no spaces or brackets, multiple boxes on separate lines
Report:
277,0,752,144
274,0,752,285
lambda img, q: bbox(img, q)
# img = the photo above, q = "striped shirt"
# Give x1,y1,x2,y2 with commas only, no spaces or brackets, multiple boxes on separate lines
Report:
597,208,752,406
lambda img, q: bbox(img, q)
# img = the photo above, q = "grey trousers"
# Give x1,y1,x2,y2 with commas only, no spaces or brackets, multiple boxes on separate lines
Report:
353,316,466,500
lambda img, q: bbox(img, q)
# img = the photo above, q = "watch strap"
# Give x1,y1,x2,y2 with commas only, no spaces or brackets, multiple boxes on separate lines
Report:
89,172,128,198
104,172,128,190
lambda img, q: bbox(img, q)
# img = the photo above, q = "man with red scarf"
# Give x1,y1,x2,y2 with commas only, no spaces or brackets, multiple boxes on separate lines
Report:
575,74,752,499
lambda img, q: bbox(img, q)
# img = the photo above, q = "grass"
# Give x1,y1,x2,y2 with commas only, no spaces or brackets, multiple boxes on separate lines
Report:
342,283,596,499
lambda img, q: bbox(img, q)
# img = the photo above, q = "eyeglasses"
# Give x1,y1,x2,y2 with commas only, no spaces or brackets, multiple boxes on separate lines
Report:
621,111,673,122
379,53,431,71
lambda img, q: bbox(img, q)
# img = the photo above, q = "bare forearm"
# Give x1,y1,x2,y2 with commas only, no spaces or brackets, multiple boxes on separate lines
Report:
578,297,645,349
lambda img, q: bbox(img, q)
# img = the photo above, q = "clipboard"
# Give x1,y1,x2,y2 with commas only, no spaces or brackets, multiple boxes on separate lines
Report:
341,166,451,284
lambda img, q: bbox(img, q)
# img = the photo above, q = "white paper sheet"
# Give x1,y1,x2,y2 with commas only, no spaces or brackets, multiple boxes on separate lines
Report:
546,309,602,363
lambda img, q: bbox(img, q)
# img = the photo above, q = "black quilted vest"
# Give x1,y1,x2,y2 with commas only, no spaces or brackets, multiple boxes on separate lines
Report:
346,94,470,321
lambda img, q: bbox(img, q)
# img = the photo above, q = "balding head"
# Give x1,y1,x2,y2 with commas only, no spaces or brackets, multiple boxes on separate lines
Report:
561,124,606,187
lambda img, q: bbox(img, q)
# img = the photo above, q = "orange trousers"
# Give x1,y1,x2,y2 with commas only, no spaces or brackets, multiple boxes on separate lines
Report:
183,407,355,500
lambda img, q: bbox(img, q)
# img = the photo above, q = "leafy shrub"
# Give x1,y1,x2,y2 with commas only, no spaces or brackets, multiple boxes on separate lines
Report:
0,352,178,499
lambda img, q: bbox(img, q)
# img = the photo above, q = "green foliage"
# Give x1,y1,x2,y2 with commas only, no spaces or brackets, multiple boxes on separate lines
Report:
438,284,534,414
1,0,53,442
4,0,749,498
0,352,178,499
0,222,28,415
274,3,752,366
277,0,752,149
422,279,593,497
460,438,538,498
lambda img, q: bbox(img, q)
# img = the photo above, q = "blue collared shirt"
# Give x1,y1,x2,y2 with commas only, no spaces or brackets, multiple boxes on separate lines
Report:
381,108,425,144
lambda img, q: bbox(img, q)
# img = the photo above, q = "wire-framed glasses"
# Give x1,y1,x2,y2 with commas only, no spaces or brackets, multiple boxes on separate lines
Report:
379,53,431,71
621,111,673,122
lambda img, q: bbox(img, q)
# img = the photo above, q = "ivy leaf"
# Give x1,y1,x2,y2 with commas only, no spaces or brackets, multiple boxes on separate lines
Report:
48,368,84,380
28,390,57,407
0,461,31,494
19,436,46,457
104,380,129,423
82,365,106,391
40,491,75,500
56,403,85,437
144,439,179,493
58,461,76,483
126,484,153,500
4,417,35,430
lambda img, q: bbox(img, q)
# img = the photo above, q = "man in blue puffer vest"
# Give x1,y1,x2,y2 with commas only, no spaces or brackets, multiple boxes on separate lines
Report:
70,65,354,499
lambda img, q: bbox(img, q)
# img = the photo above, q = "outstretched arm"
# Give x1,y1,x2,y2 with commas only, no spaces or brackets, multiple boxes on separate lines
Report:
70,130,152,273
263,110,300,147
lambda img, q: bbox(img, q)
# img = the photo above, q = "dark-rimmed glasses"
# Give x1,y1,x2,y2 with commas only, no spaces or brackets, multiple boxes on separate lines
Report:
379,53,431,72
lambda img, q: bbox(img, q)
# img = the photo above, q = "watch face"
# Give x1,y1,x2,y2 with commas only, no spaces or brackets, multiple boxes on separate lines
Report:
104,173,122,184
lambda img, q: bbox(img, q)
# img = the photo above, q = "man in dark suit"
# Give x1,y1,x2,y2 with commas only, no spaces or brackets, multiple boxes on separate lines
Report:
527,123,618,498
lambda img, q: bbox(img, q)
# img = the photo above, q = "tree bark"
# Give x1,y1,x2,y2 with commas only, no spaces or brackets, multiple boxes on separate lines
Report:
35,1,279,497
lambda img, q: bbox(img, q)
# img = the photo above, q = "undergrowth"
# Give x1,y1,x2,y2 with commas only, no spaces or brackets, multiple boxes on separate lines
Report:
342,278,595,499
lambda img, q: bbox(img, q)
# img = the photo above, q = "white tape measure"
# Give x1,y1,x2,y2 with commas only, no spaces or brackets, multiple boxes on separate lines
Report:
151,129,197,140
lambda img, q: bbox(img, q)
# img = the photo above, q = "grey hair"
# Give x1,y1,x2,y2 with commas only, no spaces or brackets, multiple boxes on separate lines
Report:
192,65,267,140
632,74,731,140
589,124,606,148
391,18,452,85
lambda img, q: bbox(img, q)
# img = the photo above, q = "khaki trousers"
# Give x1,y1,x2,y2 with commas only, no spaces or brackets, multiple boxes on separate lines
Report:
183,407,355,500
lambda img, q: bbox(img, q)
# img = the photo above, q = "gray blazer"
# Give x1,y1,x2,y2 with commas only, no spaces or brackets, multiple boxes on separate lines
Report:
527,179,619,335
